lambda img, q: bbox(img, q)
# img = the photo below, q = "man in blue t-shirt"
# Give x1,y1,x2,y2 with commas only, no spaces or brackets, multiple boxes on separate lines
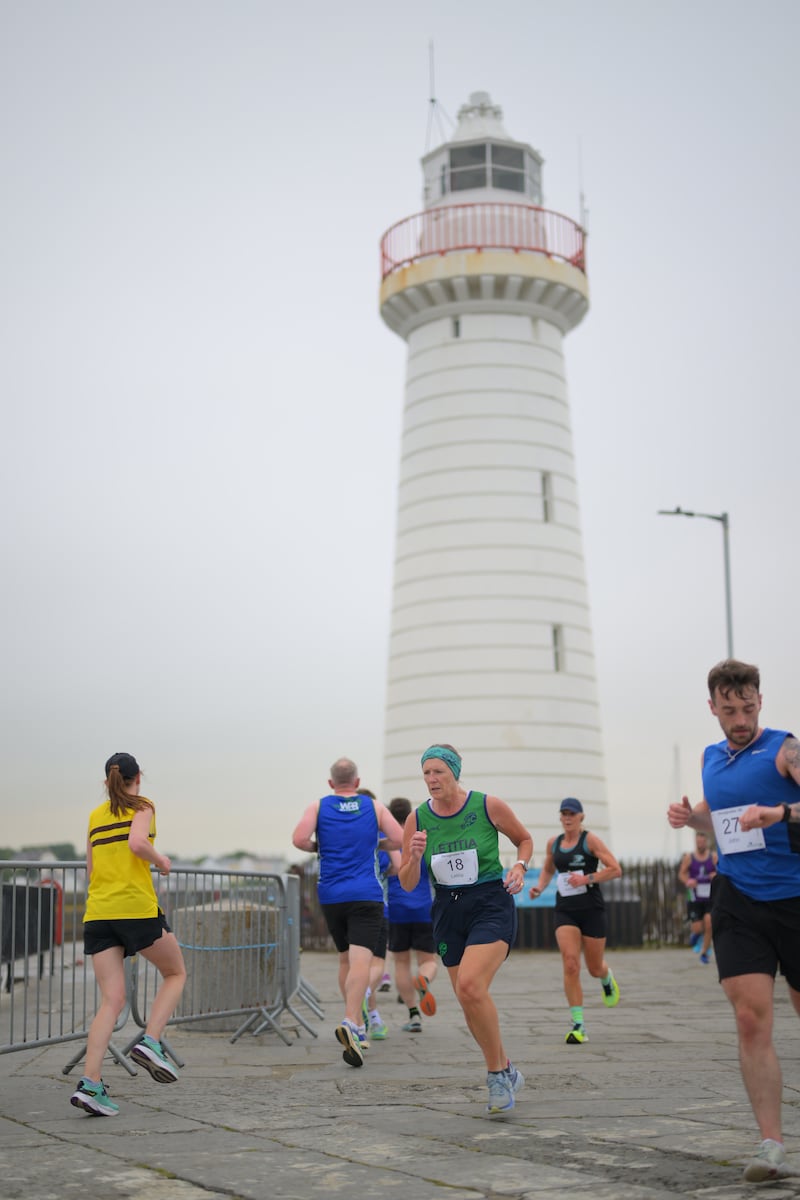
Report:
292,757,403,1069
668,659,800,1183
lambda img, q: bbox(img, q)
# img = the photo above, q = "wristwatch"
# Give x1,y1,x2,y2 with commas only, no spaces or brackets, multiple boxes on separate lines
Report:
515,859,529,871
781,803,792,823
587,873,596,884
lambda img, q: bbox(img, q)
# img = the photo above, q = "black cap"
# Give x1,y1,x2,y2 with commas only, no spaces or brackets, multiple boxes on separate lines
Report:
104,752,140,780
560,797,584,814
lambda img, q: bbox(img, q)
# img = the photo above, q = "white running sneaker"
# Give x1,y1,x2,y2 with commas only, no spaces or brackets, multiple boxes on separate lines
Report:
743,1139,792,1182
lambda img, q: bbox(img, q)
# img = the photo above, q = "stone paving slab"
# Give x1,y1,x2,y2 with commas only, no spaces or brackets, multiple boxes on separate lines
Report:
2,948,800,1198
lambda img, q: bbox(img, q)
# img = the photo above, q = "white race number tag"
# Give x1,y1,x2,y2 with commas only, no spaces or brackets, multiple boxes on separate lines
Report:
430,848,479,886
557,872,587,897
695,881,711,899
711,806,766,855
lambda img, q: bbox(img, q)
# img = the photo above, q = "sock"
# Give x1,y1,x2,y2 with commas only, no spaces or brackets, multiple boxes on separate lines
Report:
601,971,613,987
570,1006,584,1027
369,1008,383,1025
408,1005,420,1019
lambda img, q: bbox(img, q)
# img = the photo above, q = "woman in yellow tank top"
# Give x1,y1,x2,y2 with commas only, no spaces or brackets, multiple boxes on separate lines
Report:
70,752,186,1118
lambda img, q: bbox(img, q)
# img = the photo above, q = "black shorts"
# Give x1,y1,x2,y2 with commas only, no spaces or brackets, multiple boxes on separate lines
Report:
388,920,436,955
554,904,607,939
321,900,384,954
713,874,800,989
373,916,388,959
687,898,713,922
431,879,516,968
83,912,171,958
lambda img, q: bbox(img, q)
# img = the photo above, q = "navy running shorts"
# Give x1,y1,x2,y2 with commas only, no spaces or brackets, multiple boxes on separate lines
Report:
431,879,516,967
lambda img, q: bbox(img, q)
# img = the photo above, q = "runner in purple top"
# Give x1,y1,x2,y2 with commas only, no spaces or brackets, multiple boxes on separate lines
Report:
678,831,717,962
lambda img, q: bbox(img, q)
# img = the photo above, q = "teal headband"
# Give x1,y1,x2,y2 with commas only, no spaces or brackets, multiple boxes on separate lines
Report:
420,745,462,780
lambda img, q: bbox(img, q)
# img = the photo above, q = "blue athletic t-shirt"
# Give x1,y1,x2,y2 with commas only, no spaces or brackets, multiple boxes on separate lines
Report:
702,728,800,901
316,793,383,905
387,857,433,922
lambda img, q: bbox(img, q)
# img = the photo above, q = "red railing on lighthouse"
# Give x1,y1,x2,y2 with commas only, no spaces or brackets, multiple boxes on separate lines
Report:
380,202,586,281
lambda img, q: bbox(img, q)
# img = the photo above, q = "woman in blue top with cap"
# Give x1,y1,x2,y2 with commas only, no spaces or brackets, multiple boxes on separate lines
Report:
529,796,622,1045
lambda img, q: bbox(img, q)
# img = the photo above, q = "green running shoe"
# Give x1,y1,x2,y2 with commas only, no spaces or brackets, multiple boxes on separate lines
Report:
601,972,620,1007
565,1023,588,1044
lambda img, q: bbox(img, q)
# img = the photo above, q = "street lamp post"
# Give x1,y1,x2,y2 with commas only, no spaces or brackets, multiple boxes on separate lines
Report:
657,506,734,659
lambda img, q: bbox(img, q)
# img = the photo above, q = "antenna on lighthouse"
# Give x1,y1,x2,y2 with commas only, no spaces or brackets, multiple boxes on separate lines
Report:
578,136,589,233
425,41,453,153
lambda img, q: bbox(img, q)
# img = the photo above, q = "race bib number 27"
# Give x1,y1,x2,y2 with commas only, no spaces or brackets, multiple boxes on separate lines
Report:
711,806,766,855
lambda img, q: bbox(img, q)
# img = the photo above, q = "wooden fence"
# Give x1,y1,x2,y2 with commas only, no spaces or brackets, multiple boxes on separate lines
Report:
292,860,690,953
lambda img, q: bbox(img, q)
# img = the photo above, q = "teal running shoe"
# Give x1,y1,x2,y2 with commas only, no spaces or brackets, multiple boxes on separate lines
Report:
70,1078,119,1117
130,1034,179,1083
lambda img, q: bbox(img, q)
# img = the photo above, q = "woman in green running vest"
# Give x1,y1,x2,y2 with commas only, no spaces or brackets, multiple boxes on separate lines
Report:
399,743,533,1116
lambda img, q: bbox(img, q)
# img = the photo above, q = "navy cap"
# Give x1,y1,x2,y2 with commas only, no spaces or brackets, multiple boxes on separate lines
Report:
560,797,584,814
104,752,140,780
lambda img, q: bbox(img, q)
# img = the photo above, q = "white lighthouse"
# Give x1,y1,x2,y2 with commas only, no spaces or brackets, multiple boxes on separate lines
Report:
379,91,610,854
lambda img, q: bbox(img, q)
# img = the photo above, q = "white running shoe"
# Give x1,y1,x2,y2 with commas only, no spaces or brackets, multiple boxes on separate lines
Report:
743,1139,792,1182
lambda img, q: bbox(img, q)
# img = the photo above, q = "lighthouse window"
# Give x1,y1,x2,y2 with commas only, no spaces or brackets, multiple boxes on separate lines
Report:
490,144,525,193
449,143,488,191
541,471,552,522
446,142,538,197
552,624,564,673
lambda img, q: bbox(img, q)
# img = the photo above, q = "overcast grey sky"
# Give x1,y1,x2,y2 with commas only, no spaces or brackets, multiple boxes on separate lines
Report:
2,0,798,866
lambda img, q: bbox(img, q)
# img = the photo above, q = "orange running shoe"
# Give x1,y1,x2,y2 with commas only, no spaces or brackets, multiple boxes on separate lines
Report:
414,974,436,1017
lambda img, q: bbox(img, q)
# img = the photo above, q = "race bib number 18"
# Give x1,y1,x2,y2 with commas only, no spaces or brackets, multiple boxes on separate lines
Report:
430,848,479,886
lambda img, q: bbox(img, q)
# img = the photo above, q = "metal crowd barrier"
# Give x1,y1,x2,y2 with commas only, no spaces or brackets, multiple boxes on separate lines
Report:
0,861,324,1066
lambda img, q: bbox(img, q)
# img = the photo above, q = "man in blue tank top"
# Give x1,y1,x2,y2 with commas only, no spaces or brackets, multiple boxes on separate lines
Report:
668,659,800,1183
292,757,404,1069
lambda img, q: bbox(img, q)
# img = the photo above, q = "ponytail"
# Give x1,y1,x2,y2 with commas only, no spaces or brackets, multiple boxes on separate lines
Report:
105,763,153,819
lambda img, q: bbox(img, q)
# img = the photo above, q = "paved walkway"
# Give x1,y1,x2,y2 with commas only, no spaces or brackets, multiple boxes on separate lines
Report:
2,947,800,1199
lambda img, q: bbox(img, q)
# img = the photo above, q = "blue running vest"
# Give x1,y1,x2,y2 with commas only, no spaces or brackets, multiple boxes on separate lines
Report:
702,728,800,900
316,793,383,905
